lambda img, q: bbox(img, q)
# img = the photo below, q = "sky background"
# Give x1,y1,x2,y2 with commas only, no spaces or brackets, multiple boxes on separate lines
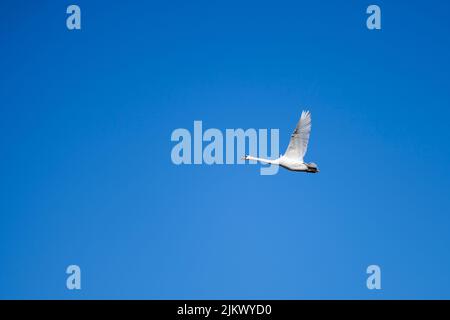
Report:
1,0,450,299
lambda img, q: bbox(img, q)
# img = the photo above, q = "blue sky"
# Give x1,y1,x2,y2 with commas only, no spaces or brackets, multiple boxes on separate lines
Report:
1,0,450,299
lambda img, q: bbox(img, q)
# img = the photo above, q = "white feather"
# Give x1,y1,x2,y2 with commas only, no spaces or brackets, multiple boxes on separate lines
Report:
284,110,312,162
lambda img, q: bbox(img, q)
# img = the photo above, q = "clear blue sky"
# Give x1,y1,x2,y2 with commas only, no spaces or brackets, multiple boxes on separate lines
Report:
1,0,450,299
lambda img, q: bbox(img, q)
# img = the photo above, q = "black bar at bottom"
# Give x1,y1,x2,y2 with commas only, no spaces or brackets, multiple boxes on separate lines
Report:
0,300,446,318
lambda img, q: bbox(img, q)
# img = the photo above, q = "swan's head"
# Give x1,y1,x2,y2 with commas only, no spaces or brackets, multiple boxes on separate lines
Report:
241,155,249,161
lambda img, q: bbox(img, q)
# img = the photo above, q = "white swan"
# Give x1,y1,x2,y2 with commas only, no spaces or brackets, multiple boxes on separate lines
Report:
243,110,319,173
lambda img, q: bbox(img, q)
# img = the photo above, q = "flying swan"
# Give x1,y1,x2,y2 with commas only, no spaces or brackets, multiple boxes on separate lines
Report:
243,110,319,173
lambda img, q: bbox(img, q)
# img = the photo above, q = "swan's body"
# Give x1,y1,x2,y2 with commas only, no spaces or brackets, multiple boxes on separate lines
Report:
244,110,319,173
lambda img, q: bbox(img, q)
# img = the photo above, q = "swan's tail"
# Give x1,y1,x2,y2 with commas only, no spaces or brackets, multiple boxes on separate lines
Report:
306,162,319,173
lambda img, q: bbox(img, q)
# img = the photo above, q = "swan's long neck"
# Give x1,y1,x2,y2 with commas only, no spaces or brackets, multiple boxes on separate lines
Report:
246,156,279,165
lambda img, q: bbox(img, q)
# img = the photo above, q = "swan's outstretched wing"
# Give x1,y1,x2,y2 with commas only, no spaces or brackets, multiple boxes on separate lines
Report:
284,110,311,162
